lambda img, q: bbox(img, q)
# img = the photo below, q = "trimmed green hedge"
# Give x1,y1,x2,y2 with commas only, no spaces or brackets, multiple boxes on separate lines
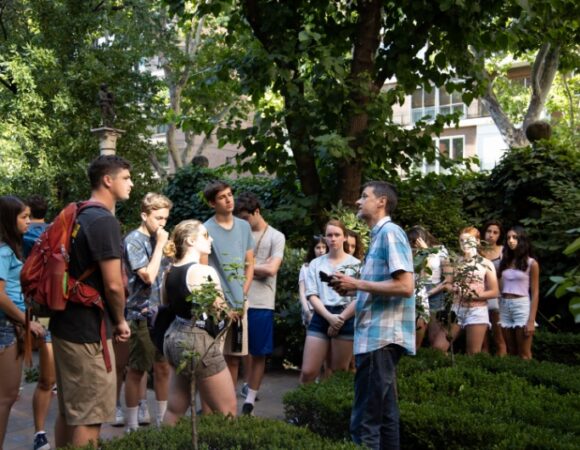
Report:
284,350,580,449
73,415,358,450
533,330,580,365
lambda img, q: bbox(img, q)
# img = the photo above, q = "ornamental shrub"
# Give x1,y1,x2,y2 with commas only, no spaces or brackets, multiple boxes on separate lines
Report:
284,350,580,449
87,415,358,450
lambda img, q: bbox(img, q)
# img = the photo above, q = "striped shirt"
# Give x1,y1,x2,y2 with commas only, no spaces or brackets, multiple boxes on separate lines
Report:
354,216,416,355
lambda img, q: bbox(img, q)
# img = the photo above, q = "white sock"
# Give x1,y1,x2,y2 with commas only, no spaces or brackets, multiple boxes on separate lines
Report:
246,388,258,405
156,400,168,426
125,406,139,430
34,431,46,436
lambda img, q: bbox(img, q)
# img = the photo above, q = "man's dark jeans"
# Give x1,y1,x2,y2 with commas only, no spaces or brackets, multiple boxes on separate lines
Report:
351,344,405,449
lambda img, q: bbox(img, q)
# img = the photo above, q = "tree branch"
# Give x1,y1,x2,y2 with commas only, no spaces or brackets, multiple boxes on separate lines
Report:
0,74,17,94
523,43,560,130
481,70,527,148
148,151,168,180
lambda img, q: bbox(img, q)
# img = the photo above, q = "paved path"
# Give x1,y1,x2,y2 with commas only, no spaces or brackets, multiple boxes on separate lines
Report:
5,361,300,450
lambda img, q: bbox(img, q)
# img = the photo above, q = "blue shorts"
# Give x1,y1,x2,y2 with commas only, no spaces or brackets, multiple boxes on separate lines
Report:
307,305,354,341
247,309,274,356
428,291,446,313
0,318,17,350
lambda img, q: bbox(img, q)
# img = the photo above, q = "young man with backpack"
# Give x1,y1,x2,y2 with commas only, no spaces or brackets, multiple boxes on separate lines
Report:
123,193,172,432
48,155,132,448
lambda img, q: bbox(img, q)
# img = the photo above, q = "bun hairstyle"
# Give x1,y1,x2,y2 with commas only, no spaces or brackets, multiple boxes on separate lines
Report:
164,219,203,261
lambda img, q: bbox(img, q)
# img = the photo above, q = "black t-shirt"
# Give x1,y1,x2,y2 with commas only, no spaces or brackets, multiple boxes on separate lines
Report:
50,205,122,343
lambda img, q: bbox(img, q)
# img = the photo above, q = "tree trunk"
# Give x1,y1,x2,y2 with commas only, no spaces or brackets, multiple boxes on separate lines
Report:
522,43,560,131
481,87,528,147
339,0,382,206
243,0,322,202
283,84,322,199
482,43,561,148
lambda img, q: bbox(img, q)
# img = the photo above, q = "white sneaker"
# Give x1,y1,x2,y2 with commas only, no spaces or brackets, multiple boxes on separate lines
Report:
113,406,125,427
138,401,151,425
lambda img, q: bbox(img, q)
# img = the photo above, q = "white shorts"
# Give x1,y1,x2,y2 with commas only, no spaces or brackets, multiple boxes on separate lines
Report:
499,297,530,328
452,305,490,328
487,298,499,311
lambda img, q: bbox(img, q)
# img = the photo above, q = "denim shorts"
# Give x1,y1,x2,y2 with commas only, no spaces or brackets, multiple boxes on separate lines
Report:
499,297,531,328
307,305,354,341
487,298,499,311
0,319,17,350
428,291,447,313
452,305,490,328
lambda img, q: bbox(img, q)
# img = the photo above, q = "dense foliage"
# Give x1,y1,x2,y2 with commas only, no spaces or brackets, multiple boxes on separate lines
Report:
77,415,357,450
284,348,580,449
0,0,165,219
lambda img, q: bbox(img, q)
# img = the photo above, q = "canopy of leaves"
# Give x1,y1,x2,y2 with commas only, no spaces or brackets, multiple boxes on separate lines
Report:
0,0,165,223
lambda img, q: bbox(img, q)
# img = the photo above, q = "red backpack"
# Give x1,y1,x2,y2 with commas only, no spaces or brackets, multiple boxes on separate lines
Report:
21,201,113,371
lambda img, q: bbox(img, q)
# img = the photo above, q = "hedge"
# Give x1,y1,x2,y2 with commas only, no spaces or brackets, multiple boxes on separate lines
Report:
532,330,580,365
69,415,358,450
284,350,580,449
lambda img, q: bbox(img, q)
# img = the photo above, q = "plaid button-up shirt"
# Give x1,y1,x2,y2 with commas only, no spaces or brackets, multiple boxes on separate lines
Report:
354,216,416,355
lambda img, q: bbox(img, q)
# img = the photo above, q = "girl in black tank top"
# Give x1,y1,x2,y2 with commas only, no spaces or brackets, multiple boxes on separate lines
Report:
161,220,237,425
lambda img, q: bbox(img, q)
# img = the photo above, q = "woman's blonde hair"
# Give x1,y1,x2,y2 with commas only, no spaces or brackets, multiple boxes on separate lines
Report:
164,219,203,261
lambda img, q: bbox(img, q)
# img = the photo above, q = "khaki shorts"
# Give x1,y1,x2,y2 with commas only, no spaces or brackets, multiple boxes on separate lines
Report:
52,336,116,426
223,305,248,357
164,318,227,380
129,320,166,372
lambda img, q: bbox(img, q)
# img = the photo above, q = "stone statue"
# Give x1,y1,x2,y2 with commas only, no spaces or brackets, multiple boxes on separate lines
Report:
98,83,116,127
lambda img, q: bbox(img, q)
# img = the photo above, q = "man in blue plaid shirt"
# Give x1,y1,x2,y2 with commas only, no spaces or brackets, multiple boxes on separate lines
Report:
332,181,415,450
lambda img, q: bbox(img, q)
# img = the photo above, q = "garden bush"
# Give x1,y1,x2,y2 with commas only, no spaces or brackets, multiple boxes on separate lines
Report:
78,415,358,450
532,330,580,366
163,164,314,243
394,172,484,249
271,247,306,369
284,350,580,449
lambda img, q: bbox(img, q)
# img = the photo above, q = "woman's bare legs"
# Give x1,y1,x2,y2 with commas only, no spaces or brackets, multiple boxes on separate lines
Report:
329,338,353,372
299,336,329,383
33,340,56,432
0,343,23,446
465,324,488,354
489,310,507,356
164,365,236,425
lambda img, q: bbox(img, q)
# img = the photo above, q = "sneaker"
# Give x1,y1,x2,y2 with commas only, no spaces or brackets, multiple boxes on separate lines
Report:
240,383,259,401
112,406,125,427
125,426,139,434
138,401,151,425
33,432,50,450
241,402,254,416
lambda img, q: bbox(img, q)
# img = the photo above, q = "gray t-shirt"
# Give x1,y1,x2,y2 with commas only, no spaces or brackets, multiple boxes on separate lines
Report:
248,225,285,310
204,216,254,308
124,229,168,321
305,254,360,307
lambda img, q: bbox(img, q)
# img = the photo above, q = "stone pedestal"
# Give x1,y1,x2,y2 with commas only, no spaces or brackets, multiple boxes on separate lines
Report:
91,127,125,155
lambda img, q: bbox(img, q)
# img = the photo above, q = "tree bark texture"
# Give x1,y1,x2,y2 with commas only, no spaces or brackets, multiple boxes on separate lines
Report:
243,0,322,200
482,43,561,148
339,0,382,206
